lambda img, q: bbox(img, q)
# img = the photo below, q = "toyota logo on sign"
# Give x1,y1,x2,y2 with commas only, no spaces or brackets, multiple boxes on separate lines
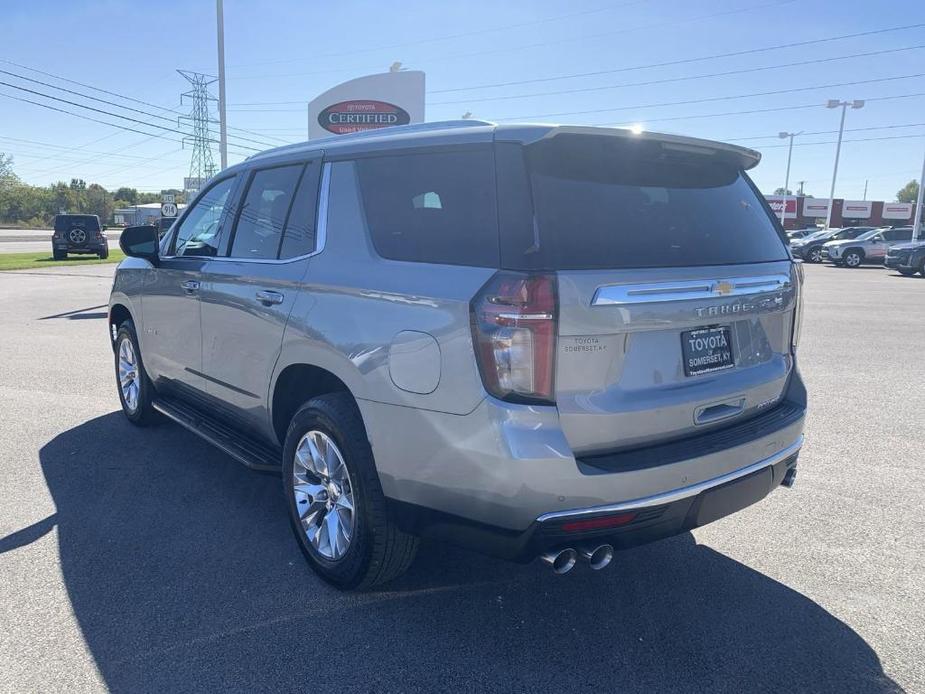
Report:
318,100,411,135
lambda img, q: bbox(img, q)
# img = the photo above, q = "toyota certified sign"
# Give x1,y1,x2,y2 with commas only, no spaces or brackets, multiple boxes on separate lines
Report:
318,100,411,135
307,71,425,139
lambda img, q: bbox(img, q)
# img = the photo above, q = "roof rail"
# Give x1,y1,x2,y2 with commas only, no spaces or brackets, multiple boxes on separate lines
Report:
247,119,496,160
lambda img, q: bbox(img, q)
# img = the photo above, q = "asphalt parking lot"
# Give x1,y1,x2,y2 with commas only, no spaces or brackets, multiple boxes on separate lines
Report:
0,262,922,693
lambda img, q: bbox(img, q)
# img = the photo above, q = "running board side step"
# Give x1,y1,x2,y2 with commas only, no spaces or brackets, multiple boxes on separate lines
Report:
153,397,282,473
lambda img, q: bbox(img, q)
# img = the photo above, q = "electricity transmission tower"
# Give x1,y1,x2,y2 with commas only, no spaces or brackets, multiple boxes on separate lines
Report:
178,70,218,193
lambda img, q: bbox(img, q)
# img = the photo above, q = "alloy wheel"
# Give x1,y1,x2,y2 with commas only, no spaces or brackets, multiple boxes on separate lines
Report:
292,430,356,561
809,248,822,263
845,252,861,267
118,337,140,412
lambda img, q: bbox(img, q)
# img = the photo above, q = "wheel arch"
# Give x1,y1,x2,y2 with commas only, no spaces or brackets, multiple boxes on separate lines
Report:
108,302,133,350
844,246,866,259
270,363,359,446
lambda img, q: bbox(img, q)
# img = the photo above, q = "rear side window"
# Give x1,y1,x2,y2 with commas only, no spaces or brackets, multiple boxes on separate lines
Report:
230,164,304,260
353,149,499,267
499,135,788,270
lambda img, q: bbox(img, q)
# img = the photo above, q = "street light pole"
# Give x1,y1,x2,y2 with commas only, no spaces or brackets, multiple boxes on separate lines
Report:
778,131,802,225
824,99,864,229
216,0,228,170
913,147,925,242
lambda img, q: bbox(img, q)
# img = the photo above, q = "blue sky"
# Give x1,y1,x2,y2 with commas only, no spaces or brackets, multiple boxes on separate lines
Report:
1,0,923,200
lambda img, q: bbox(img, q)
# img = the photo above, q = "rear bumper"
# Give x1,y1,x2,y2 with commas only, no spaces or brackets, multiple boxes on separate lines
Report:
54,242,107,253
389,438,801,561
363,369,807,549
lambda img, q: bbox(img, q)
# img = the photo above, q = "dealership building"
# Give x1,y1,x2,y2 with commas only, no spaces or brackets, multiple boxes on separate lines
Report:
765,196,915,229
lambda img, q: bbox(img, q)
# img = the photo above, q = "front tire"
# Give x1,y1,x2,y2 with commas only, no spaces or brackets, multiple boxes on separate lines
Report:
843,250,863,268
806,246,823,263
114,321,159,426
282,393,418,590
898,268,916,277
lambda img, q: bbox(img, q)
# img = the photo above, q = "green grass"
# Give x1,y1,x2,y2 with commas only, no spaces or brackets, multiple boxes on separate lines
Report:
0,250,125,271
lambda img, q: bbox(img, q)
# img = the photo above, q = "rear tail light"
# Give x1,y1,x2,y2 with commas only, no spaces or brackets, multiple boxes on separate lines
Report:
791,262,804,352
470,271,558,405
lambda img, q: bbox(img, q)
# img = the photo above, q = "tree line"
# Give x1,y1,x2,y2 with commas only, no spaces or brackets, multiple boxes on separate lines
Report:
0,153,185,227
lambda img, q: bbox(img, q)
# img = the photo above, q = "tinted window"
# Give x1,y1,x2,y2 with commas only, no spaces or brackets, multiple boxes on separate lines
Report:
174,177,236,257
230,164,303,259
55,215,100,232
353,149,499,267
278,163,321,259
502,135,788,270
887,228,912,241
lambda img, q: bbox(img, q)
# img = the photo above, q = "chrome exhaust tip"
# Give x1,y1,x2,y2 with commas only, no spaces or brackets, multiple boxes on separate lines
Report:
579,544,614,570
782,467,798,488
540,548,578,575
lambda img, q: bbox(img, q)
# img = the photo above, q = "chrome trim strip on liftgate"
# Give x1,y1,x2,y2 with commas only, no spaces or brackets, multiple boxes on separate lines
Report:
535,435,803,523
591,274,792,306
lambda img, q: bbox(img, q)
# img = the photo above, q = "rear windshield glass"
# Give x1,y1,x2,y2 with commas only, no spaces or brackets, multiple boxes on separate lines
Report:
55,215,101,232
508,135,788,270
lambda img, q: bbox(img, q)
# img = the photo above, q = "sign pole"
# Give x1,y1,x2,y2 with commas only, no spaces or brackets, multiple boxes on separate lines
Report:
216,0,228,169
913,147,925,242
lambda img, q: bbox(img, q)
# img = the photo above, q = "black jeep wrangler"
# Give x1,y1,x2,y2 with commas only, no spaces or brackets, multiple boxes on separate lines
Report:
52,214,109,260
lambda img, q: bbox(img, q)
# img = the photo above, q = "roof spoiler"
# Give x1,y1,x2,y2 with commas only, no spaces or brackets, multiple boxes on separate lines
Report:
496,124,762,171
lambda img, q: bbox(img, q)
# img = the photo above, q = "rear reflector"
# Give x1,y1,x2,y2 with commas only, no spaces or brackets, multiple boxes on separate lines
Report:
561,512,637,533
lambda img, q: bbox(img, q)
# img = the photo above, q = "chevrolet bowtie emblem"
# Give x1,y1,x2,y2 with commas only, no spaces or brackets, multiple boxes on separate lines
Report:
712,281,734,296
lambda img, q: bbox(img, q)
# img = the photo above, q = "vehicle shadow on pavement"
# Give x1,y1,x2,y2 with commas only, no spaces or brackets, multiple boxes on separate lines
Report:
38,413,901,694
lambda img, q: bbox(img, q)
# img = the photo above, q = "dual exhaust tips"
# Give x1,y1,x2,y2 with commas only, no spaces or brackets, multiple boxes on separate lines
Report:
540,544,614,574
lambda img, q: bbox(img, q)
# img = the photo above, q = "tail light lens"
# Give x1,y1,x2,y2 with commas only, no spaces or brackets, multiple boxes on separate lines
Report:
791,262,804,352
470,271,557,405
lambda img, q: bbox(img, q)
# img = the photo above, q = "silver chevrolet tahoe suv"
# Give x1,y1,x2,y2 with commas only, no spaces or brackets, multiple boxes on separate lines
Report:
109,121,806,588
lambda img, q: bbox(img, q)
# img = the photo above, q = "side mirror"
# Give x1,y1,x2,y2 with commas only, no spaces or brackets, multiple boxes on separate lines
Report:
119,225,159,265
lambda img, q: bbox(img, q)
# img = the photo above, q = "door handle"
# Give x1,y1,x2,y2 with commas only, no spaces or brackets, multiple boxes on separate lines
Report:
256,290,284,305
180,280,200,293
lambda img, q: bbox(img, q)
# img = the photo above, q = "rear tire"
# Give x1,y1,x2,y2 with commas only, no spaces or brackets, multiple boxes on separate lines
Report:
53,250,66,260
282,393,418,590
98,247,109,260
898,268,916,277
919,258,925,277
806,246,823,263
843,250,863,268
114,320,159,426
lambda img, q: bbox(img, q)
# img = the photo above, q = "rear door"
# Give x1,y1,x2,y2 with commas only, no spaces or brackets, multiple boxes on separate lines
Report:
199,158,322,437
498,134,797,455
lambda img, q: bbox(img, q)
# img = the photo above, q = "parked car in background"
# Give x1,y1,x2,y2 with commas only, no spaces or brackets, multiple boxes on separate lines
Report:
824,227,914,267
786,227,819,240
109,121,805,588
885,236,925,276
51,214,108,260
789,226,875,263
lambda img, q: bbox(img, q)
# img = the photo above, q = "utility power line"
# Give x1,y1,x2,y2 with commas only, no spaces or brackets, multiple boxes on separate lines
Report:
729,122,925,143
0,91,255,159
0,58,290,146
496,73,925,121
227,0,796,82
590,91,925,127
228,0,651,69
432,22,925,94
0,68,279,150
0,80,261,151
430,45,925,106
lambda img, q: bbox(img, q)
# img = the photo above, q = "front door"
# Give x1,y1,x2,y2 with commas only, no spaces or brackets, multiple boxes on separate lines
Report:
199,160,322,438
140,175,238,399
